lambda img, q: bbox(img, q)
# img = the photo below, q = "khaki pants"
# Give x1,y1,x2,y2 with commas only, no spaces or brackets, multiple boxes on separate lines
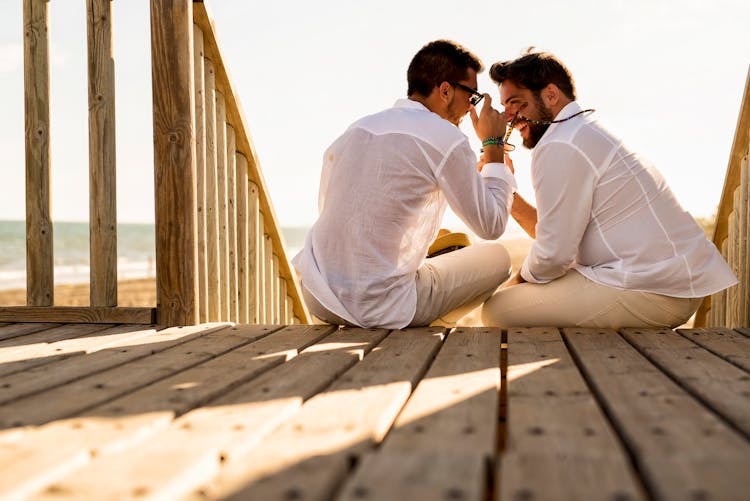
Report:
304,242,512,328
482,269,703,328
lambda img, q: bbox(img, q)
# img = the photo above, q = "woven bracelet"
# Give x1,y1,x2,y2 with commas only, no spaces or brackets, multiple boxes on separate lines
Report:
481,136,504,147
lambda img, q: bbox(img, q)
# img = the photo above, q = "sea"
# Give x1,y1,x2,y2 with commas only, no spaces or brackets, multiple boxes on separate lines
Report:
0,220,309,291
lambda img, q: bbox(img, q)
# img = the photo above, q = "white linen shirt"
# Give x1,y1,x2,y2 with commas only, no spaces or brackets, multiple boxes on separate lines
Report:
521,101,737,297
293,98,516,328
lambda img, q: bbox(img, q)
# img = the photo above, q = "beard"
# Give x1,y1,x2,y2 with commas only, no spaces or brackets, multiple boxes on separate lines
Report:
522,94,555,149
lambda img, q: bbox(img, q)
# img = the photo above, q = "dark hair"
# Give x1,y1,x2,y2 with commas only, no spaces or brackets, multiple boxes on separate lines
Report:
489,48,576,101
407,40,484,98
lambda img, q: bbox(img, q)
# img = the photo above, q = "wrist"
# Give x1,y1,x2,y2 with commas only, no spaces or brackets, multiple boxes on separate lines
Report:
481,136,504,148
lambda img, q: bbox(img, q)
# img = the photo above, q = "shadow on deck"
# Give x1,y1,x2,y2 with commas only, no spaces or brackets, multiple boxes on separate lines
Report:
0,321,748,500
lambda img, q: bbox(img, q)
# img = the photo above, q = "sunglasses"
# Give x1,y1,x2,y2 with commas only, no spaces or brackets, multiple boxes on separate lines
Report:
448,81,484,106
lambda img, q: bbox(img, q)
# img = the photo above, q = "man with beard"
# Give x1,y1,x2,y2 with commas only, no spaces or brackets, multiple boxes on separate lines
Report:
293,40,516,329
481,49,736,328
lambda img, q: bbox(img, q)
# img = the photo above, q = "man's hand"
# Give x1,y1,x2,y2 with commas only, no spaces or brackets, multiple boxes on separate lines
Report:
469,95,507,164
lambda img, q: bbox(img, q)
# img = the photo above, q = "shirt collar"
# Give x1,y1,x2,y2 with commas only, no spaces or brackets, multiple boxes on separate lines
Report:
536,101,582,147
394,98,431,112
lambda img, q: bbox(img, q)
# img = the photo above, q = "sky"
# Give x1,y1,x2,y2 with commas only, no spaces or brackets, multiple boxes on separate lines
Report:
1,0,749,235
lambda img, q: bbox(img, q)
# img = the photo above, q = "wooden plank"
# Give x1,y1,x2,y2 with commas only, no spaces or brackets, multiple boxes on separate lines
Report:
226,125,238,322
0,306,154,324
622,328,750,437
0,323,118,377
738,327,750,338
279,279,288,324
204,57,220,323
273,254,280,323
23,325,338,501
677,327,750,372
150,0,198,326
499,328,644,501
258,217,266,324
728,201,738,326
741,156,749,326
216,90,229,322
565,328,750,501
0,324,226,406
193,3,309,323
264,234,274,323
0,323,251,427
195,327,444,500
86,0,117,307
24,0,53,306
193,24,209,324
0,322,60,341
339,328,500,501
248,184,260,323
236,153,249,323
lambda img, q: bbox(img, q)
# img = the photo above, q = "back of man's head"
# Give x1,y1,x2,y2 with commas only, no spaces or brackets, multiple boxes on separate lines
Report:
490,48,577,101
407,40,483,98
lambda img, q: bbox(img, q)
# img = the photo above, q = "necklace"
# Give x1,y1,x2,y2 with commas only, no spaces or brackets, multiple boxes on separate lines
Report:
521,108,595,126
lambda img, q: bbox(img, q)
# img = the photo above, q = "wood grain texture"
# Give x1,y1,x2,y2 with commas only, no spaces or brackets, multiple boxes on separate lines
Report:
215,91,229,322
565,328,750,501
86,0,118,307
226,125,238,322
500,327,644,501
235,154,249,323
247,182,260,323
203,58,220,322
23,0,53,306
0,306,154,324
340,328,500,501
150,0,198,326
193,24,209,323
677,327,750,372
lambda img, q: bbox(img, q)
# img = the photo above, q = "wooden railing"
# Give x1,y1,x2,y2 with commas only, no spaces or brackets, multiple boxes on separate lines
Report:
0,0,309,326
695,68,750,327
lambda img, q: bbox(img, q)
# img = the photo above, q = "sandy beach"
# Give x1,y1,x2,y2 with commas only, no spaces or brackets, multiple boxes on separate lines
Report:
0,238,533,313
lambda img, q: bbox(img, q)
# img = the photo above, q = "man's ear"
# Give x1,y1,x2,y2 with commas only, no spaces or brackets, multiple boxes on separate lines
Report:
542,83,560,107
438,81,452,102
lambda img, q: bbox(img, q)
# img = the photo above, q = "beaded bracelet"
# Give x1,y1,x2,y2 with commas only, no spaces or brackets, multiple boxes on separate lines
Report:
481,136,504,147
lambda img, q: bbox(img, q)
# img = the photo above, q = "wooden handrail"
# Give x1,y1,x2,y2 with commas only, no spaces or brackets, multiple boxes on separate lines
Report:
695,66,750,327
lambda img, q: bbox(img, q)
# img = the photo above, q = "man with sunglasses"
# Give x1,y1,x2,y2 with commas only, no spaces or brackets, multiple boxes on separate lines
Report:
292,39,516,328
481,49,736,328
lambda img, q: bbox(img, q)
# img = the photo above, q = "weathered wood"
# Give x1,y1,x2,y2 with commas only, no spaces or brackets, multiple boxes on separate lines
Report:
740,157,749,326
0,324,222,406
565,328,750,501
226,125,238,322
193,3,309,323
677,327,750,372
622,328,750,437
193,24,209,323
215,91,229,322
86,0,118,307
258,218,266,324
500,328,645,501
0,323,249,428
203,58,220,322
279,279,288,325
24,0,53,306
0,306,154,324
264,234,274,323
340,328,500,501
25,326,336,501
0,322,60,341
728,202,737,326
202,327,445,501
0,323,115,377
273,254,280,323
248,183,260,323
236,153,249,323
150,0,198,326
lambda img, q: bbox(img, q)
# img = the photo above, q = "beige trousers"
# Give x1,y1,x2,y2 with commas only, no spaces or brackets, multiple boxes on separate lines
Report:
304,242,512,328
482,269,703,329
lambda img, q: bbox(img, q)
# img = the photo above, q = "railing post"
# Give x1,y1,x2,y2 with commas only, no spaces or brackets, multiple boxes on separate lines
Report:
23,0,53,306
150,0,198,326
87,0,118,307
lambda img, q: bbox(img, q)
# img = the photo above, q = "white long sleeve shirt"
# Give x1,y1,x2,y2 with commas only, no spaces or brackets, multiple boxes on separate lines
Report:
521,101,737,297
293,99,516,328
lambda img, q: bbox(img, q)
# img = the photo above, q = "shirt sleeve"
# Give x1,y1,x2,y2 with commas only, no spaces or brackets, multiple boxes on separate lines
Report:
435,141,516,240
520,141,597,283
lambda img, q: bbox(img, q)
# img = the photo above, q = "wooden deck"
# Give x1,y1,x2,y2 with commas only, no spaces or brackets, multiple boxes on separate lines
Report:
0,322,748,500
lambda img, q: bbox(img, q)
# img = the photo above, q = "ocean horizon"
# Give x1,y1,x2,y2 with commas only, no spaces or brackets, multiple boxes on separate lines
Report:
0,219,528,291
